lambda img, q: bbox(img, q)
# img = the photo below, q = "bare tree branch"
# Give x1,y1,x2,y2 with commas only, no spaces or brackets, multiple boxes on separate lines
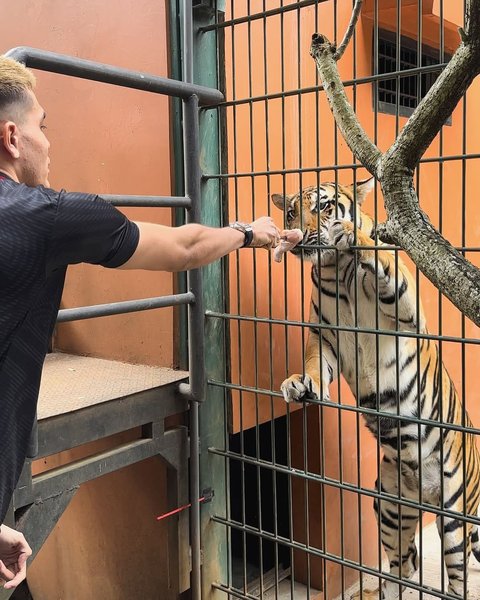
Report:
379,177,480,327
310,34,382,176
334,0,363,60
465,0,480,40
310,0,480,327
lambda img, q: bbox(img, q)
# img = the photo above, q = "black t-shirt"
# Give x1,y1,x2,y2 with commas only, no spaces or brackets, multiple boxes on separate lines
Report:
0,173,140,523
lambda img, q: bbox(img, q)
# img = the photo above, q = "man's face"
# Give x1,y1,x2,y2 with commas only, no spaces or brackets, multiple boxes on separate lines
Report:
16,90,50,187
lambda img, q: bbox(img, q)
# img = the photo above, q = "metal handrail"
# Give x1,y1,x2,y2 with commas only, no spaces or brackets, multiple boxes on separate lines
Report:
6,18,213,599
57,293,195,323
5,46,223,106
103,194,192,209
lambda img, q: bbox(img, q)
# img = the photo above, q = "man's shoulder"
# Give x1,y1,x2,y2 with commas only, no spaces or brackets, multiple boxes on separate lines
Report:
0,179,60,207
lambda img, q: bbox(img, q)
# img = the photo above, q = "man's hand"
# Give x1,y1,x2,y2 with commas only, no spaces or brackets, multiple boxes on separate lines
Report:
249,216,281,248
0,525,32,590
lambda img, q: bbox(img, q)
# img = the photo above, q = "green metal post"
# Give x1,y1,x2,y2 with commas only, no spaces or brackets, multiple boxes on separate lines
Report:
192,3,228,598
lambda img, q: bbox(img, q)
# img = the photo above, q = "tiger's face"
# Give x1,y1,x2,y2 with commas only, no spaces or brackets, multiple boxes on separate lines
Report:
271,178,375,264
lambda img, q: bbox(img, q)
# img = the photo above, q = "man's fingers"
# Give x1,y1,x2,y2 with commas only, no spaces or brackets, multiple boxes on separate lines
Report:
0,560,15,582
3,554,28,590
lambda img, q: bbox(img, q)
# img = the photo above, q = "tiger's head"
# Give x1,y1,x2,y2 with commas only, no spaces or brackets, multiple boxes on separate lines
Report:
271,178,375,264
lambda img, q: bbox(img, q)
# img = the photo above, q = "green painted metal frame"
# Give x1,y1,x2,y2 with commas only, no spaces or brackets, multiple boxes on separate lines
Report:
192,2,229,598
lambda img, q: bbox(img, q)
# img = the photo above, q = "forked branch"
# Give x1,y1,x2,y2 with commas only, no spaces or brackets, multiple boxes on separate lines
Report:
310,0,480,327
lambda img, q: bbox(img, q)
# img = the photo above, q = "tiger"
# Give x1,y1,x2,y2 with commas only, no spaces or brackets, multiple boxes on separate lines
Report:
272,178,480,599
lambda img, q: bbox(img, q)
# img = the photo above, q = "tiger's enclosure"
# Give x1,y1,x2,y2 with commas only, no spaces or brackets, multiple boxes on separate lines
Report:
2,2,480,599
202,1,480,599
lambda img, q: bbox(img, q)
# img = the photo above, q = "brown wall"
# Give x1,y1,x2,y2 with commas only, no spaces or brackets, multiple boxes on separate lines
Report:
29,432,178,600
224,0,480,597
2,2,180,599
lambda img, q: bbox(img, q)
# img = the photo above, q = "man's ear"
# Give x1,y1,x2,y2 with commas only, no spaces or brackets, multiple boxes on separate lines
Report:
349,177,375,205
0,121,20,159
271,193,287,210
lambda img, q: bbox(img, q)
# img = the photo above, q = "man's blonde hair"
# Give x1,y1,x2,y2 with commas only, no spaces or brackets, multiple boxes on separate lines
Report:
0,56,36,118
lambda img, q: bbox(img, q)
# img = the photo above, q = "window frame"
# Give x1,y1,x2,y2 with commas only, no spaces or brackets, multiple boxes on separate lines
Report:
374,28,452,123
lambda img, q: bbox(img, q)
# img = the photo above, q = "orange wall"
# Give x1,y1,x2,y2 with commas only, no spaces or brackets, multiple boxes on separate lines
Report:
2,0,175,368
224,0,480,596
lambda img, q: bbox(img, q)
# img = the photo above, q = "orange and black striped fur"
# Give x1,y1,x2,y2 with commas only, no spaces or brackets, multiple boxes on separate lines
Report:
272,179,480,599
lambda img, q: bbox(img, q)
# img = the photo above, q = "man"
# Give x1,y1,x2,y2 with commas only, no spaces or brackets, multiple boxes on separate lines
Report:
0,56,281,590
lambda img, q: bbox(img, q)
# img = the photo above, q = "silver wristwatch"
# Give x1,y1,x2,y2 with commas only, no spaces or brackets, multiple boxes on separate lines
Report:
229,221,254,247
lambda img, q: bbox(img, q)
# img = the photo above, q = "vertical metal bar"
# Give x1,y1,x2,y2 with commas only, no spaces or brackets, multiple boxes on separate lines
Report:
350,2,364,595
372,1,382,595
229,2,247,593
461,58,469,600
169,0,189,371
184,4,204,600
245,4,265,595
262,4,280,596
415,2,425,594
436,1,446,593
184,95,204,600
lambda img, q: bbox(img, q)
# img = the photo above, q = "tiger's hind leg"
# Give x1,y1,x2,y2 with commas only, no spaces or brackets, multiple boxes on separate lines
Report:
436,514,472,598
351,459,420,600
473,525,480,563
376,491,420,598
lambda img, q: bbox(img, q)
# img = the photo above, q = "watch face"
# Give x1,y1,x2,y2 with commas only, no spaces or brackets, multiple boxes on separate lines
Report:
232,222,246,233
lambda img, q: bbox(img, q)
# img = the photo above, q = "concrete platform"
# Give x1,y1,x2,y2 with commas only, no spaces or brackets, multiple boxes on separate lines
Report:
340,522,480,600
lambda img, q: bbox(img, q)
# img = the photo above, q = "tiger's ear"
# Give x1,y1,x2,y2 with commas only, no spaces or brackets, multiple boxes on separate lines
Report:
350,177,375,205
271,193,287,210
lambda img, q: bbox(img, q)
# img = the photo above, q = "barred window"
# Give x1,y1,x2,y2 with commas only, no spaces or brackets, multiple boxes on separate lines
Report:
376,30,451,119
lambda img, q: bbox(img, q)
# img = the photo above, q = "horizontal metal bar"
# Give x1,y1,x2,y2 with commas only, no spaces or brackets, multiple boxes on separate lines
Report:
208,62,450,109
208,379,480,436
204,152,480,180
101,194,192,209
211,518,459,600
18,430,184,506
200,0,329,32
205,311,480,345
5,46,224,106
209,449,480,527
57,292,195,323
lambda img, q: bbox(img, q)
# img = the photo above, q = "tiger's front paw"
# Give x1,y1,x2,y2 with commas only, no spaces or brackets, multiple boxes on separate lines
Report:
281,374,325,404
328,219,355,252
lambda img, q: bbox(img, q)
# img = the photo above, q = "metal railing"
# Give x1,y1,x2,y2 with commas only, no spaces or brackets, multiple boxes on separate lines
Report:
6,4,220,597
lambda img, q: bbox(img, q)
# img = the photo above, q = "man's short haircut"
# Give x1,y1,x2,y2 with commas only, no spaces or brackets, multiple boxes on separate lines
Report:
0,56,36,120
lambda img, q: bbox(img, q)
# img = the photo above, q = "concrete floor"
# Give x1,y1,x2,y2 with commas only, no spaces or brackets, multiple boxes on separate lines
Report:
342,523,480,600
246,523,480,599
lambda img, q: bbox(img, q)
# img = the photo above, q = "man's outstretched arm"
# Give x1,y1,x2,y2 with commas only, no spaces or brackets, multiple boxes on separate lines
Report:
119,217,280,272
